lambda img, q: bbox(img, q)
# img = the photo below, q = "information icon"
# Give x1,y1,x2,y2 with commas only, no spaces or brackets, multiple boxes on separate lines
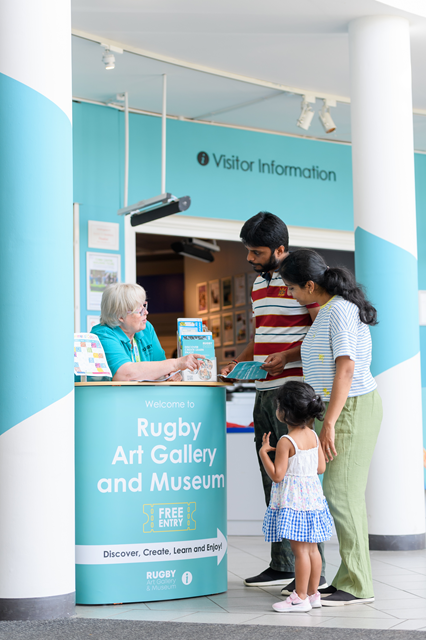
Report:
182,571,193,585
197,151,209,166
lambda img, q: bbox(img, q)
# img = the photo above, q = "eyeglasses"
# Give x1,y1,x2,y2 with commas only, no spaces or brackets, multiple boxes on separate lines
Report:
129,302,148,316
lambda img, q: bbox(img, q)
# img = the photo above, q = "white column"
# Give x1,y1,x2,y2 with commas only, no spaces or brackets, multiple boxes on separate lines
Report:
0,0,75,619
349,16,425,549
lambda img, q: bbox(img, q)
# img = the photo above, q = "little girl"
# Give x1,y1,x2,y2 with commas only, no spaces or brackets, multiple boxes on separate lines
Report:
260,381,333,613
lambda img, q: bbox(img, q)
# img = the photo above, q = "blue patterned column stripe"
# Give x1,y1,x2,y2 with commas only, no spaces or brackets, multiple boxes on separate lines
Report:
354,227,420,377
0,72,73,437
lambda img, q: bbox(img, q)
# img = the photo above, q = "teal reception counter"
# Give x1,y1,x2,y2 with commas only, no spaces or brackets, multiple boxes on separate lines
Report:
75,381,228,605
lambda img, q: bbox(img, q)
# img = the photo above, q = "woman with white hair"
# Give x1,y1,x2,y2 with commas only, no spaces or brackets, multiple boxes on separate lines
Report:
92,283,202,381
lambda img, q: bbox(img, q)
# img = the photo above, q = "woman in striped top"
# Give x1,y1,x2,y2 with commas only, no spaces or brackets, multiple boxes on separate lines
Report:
280,249,383,607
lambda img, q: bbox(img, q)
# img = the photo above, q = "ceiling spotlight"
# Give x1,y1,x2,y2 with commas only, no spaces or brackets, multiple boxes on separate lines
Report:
319,100,336,133
102,49,115,70
297,98,315,131
171,240,214,263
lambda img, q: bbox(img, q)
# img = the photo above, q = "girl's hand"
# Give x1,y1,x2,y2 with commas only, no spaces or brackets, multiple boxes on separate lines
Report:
260,432,276,455
319,424,337,463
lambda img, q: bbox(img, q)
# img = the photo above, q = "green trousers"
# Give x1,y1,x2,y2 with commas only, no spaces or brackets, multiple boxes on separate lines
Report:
254,389,326,575
316,389,383,598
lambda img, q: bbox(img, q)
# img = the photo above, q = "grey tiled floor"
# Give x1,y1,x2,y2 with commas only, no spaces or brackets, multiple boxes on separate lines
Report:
75,536,426,630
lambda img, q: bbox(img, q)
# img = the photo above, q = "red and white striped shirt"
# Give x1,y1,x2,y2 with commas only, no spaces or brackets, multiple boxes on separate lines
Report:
252,271,318,391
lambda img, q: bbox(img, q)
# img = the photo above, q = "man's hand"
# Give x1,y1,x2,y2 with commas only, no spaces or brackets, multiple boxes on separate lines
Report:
261,352,286,376
220,362,236,378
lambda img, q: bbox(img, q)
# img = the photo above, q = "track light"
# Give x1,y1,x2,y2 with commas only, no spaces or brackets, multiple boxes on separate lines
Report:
102,49,115,70
171,240,214,263
100,43,123,71
319,100,336,134
297,97,315,131
117,193,191,227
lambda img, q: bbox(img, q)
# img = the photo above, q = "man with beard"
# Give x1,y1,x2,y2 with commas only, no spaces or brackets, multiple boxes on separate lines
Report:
221,211,327,591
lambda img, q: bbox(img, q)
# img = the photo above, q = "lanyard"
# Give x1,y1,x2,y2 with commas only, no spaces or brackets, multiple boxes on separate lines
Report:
130,339,141,363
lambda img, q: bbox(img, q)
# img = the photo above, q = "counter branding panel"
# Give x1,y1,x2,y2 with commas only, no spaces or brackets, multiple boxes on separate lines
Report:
75,385,227,604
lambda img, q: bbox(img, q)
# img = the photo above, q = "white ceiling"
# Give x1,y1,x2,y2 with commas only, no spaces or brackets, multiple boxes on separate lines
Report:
71,0,426,150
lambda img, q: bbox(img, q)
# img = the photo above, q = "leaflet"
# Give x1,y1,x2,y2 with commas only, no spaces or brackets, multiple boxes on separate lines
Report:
177,318,203,337
224,361,268,380
74,333,112,377
181,335,215,358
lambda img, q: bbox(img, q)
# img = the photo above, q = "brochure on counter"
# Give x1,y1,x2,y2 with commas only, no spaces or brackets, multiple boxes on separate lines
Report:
223,361,268,380
74,333,112,377
181,333,215,358
176,318,218,382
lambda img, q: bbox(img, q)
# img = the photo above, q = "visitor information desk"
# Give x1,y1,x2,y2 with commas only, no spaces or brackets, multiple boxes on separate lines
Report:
75,381,227,605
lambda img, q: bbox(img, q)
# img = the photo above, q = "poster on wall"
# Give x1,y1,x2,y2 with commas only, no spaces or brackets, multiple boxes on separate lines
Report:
222,312,234,345
196,282,208,314
87,252,121,311
208,280,220,312
235,310,247,344
234,274,246,307
208,315,221,347
88,220,119,251
221,277,233,309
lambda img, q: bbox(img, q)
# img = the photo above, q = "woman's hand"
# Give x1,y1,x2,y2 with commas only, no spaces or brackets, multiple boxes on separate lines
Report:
319,423,337,463
169,372,182,382
260,432,276,456
176,354,204,372
261,352,286,376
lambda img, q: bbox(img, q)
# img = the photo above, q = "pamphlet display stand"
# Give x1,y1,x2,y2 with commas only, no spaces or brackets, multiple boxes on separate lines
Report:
75,381,228,605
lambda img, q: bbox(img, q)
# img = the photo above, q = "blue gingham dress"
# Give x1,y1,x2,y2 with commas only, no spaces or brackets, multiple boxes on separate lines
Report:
262,432,333,543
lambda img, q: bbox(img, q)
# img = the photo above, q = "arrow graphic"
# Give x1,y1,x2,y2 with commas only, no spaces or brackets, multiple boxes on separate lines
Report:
76,528,227,566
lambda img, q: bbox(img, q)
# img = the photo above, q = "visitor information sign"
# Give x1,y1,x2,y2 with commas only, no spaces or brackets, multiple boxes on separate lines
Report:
75,385,227,604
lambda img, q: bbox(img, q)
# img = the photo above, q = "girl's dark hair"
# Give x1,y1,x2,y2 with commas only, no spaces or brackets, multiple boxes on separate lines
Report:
280,249,377,326
240,212,289,252
276,381,325,427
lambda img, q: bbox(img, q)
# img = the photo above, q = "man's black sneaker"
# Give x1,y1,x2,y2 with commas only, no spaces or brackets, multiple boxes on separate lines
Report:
321,589,374,606
318,584,337,597
244,568,295,587
281,575,328,596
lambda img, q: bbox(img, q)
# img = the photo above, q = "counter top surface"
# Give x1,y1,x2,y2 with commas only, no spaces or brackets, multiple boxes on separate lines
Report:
75,381,230,387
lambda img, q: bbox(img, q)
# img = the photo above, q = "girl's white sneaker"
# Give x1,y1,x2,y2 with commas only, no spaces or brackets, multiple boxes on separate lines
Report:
272,591,312,613
309,591,322,608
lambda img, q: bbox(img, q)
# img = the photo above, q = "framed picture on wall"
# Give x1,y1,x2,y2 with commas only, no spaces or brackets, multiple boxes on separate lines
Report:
246,272,257,304
221,277,233,309
223,347,236,361
196,282,208,314
208,315,221,347
208,279,221,312
235,310,248,344
222,312,234,345
86,252,121,311
234,273,246,307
